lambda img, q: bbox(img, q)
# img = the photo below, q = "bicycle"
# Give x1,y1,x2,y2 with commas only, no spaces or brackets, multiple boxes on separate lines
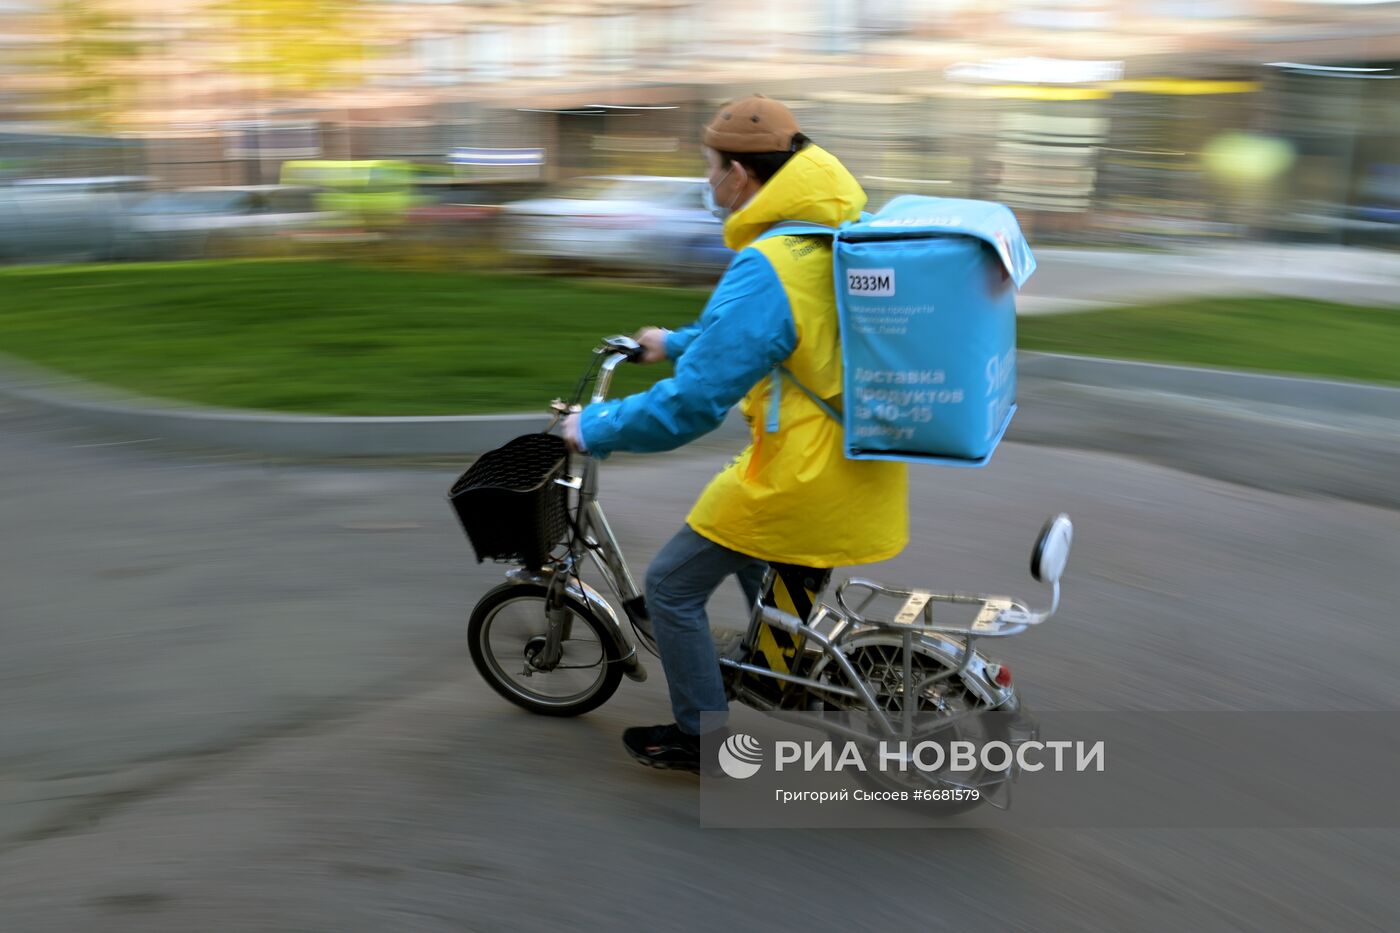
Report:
452,335,1073,806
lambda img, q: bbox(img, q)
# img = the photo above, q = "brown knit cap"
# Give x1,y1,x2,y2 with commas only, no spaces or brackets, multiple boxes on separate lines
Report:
702,94,802,153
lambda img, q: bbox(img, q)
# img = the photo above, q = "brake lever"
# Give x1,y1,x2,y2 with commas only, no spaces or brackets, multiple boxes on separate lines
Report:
547,398,581,432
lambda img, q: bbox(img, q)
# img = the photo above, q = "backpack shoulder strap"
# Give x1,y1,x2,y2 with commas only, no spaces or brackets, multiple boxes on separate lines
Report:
766,365,843,433
755,221,843,432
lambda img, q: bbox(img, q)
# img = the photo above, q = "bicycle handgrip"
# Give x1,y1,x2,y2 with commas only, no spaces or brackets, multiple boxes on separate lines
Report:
600,334,644,362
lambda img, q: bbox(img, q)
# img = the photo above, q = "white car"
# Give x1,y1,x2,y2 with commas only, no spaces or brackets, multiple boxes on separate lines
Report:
120,186,338,259
500,175,732,276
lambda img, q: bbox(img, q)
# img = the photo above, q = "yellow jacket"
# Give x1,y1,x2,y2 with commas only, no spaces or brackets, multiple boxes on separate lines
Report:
685,146,909,566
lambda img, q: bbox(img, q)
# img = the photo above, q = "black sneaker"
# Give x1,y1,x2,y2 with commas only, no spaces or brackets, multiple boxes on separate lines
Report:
622,723,702,773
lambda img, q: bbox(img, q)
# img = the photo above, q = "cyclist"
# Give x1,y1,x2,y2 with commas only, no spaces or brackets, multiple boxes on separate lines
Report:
562,95,909,773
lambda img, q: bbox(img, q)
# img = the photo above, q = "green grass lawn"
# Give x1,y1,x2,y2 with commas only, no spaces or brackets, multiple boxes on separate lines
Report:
1018,297,1400,385
2,259,1396,415
0,260,706,415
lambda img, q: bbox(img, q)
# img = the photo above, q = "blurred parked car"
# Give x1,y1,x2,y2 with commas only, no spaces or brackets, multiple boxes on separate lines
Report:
279,160,424,229
405,179,535,223
0,176,152,263
1354,164,1400,237
119,185,338,259
1283,165,1400,246
499,175,733,277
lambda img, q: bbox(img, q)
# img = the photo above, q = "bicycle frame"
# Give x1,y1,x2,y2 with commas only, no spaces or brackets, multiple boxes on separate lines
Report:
522,340,1064,751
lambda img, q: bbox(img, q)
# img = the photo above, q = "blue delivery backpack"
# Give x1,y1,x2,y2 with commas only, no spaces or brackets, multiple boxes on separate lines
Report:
758,195,1036,468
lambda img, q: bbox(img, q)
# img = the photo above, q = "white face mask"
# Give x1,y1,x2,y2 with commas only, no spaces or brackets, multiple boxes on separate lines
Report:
703,167,734,220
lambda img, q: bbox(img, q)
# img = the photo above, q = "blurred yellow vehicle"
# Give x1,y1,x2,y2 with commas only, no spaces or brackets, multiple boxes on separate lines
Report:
278,160,426,229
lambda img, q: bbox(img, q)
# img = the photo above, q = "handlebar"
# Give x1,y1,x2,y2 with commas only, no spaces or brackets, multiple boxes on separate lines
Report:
588,335,644,405
550,335,646,423
598,334,644,363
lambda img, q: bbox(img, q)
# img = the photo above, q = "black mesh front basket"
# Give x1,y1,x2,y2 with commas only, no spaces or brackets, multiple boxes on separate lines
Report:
449,433,570,570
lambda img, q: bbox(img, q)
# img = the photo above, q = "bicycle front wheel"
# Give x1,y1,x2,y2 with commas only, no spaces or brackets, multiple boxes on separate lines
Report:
468,581,624,716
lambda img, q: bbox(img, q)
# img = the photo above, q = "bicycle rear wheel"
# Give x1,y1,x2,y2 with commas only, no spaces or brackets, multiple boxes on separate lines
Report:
809,633,1007,813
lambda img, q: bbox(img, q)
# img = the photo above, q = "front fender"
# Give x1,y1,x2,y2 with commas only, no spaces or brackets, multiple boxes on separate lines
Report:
503,567,647,682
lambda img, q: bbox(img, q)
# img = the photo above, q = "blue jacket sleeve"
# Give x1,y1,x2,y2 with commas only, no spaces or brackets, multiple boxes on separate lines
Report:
664,321,702,361
579,249,796,456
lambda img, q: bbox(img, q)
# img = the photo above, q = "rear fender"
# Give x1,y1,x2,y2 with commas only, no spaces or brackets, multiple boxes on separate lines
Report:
839,625,1018,709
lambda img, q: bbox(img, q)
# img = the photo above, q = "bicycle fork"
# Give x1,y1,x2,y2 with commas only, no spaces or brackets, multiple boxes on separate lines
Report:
535,576,574,670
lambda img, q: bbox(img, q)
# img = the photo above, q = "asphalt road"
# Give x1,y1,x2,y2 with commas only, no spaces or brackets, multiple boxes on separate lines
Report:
2,398,1399,932
1018,244,1400,312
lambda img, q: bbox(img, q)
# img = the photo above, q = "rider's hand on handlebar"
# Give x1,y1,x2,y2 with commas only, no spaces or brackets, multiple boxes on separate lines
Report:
562,412,587,454
635,327,669,365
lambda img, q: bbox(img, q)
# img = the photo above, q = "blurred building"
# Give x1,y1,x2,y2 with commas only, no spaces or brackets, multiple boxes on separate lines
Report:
1,0,1398,244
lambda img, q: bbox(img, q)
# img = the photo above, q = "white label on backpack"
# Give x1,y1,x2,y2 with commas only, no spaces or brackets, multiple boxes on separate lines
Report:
846,268,895,297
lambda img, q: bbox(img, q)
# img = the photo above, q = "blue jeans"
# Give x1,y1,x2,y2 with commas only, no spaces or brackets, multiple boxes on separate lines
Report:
645,525,768,735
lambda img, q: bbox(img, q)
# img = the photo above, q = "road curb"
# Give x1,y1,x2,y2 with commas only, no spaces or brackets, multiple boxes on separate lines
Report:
1,351,1394,461
1018,352,1400,420
0,352,751,457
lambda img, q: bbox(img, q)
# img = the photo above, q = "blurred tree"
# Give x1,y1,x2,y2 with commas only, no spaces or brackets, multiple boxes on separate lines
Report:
32,0,148,130
210,0,377,101
207,0,386,183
